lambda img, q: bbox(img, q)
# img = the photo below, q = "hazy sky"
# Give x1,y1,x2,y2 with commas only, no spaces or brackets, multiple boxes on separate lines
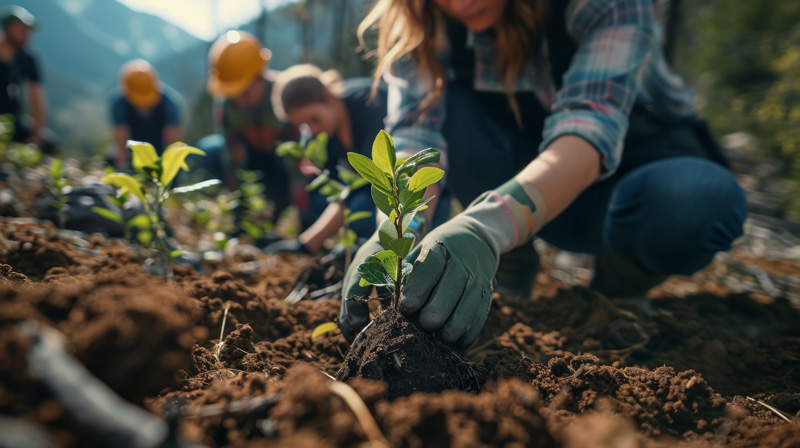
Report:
116,0,297,41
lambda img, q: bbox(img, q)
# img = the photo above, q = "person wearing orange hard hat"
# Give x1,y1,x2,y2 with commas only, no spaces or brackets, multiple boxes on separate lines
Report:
198,30,298,225
111,59,182,169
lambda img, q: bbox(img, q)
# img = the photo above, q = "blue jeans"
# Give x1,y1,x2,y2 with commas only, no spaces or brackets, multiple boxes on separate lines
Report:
537,157,747,276
440,83,747,278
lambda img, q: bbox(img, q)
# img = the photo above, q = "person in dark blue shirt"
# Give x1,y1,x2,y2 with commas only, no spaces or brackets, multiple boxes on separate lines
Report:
110,59,182,169
265,64,388,254
0,5,57,153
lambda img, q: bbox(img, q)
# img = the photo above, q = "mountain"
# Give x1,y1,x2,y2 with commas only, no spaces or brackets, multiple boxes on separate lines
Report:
0,0,375,154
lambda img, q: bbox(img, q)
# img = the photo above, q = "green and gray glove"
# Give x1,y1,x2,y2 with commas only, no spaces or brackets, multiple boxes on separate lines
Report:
338,233,383,342
400,179,547,348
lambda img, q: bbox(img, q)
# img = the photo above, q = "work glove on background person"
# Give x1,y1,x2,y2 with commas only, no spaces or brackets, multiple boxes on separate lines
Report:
262,239,312,255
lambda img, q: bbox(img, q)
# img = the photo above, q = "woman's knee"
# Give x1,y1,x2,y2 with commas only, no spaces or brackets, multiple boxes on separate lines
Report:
604,157,747,275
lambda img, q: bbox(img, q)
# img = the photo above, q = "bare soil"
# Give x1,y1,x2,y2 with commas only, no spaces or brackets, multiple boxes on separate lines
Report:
1,217,799,447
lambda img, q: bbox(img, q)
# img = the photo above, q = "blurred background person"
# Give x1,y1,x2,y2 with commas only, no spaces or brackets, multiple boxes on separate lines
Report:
110,59,182,170
0,5,56,153
198,30,297,220
264,64,387,254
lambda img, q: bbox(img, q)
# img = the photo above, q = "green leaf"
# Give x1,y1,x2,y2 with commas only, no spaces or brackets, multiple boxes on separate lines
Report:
342,229,357,248
401,210,418,234
276,141,303,159
374,250,399,281
160,143,206,187
371,185,393,217
388,236,415,259
408,166,444,192
311,322,338,338
171,179,222,194
102,173,147,205
396,147,441,176
408,195,435,215
318,181,343,198
91,206,123,225
169,250,184,260
371,130,396,174
306,171,330,192
127,213,151,229
50,158,63,178
240,221,263,239
128,141,159,173
399,186,425,210
357,260,393,286
305,132,328,168
338,165,358,185
136,230,152,246
358,277,371,288
347,152,392,193
347,211,372,223
378,219,397,249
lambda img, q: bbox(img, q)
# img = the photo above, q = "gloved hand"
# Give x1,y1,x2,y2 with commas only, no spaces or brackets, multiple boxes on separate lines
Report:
400,215,497,349
262,239,311,255
400,178,547,349
338,233,384,342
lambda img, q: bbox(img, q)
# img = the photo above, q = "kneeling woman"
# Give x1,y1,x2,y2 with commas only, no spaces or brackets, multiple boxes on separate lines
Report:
339,0,748,346
266,65,388,254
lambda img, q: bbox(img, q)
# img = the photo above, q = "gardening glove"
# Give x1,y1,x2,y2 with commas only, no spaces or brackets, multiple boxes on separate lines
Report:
338,232,384,342
262,239,312,255
400,178,547,348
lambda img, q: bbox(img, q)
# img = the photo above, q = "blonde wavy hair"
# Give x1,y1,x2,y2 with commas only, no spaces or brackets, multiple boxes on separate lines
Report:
357,0,548,122
271,64,343,122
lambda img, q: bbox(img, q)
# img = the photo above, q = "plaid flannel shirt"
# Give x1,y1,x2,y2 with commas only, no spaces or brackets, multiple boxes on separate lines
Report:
384,0,696,180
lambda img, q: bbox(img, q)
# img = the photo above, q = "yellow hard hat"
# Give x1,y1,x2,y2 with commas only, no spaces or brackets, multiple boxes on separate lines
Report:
208,30,272,98
120,59,162,109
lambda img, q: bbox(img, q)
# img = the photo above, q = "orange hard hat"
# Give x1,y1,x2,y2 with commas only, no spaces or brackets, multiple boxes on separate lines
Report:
208,30,272,98
119,59,162,109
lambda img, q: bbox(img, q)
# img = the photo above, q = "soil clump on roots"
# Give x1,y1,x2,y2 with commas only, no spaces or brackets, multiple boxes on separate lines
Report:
336,307,480,399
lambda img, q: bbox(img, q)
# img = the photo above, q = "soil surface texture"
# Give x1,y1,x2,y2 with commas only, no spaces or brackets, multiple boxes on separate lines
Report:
1,217,799,447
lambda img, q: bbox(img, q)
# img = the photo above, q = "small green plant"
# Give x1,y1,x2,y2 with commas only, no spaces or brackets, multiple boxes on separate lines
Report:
92,189,150,243
101,140,208,281
235,169,275,241
278,132,372,268
48,158,71,228
345,130,443,307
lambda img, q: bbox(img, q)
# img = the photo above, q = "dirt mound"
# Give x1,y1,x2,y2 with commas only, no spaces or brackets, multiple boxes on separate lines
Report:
1,218,799,447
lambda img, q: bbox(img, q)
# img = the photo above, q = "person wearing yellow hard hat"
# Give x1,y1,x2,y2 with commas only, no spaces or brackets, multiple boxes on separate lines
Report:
110,59,182,170
198,30,298,226
0,5,58,154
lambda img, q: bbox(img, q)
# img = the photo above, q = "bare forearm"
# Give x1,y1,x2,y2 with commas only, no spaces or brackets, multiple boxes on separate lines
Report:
113,127,129,169
298,201,345,252
28,84,45,135
163,126,182,147
515,135,601,223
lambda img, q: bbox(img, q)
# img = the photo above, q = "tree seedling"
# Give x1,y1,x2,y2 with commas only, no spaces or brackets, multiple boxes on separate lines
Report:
278,132,372,269
345,130,443,308
101,140,208,281
48,158,71,229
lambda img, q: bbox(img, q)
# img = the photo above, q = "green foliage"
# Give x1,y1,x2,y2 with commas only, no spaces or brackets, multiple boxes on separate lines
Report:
48,158,72,228
100,140,209,280
279,132,372,261
348,130,443,307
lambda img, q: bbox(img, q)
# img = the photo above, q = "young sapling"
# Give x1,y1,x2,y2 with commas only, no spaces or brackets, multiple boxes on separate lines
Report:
101,140,208,281
277,132,371,269
345,130,442,307
48,158,71,228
